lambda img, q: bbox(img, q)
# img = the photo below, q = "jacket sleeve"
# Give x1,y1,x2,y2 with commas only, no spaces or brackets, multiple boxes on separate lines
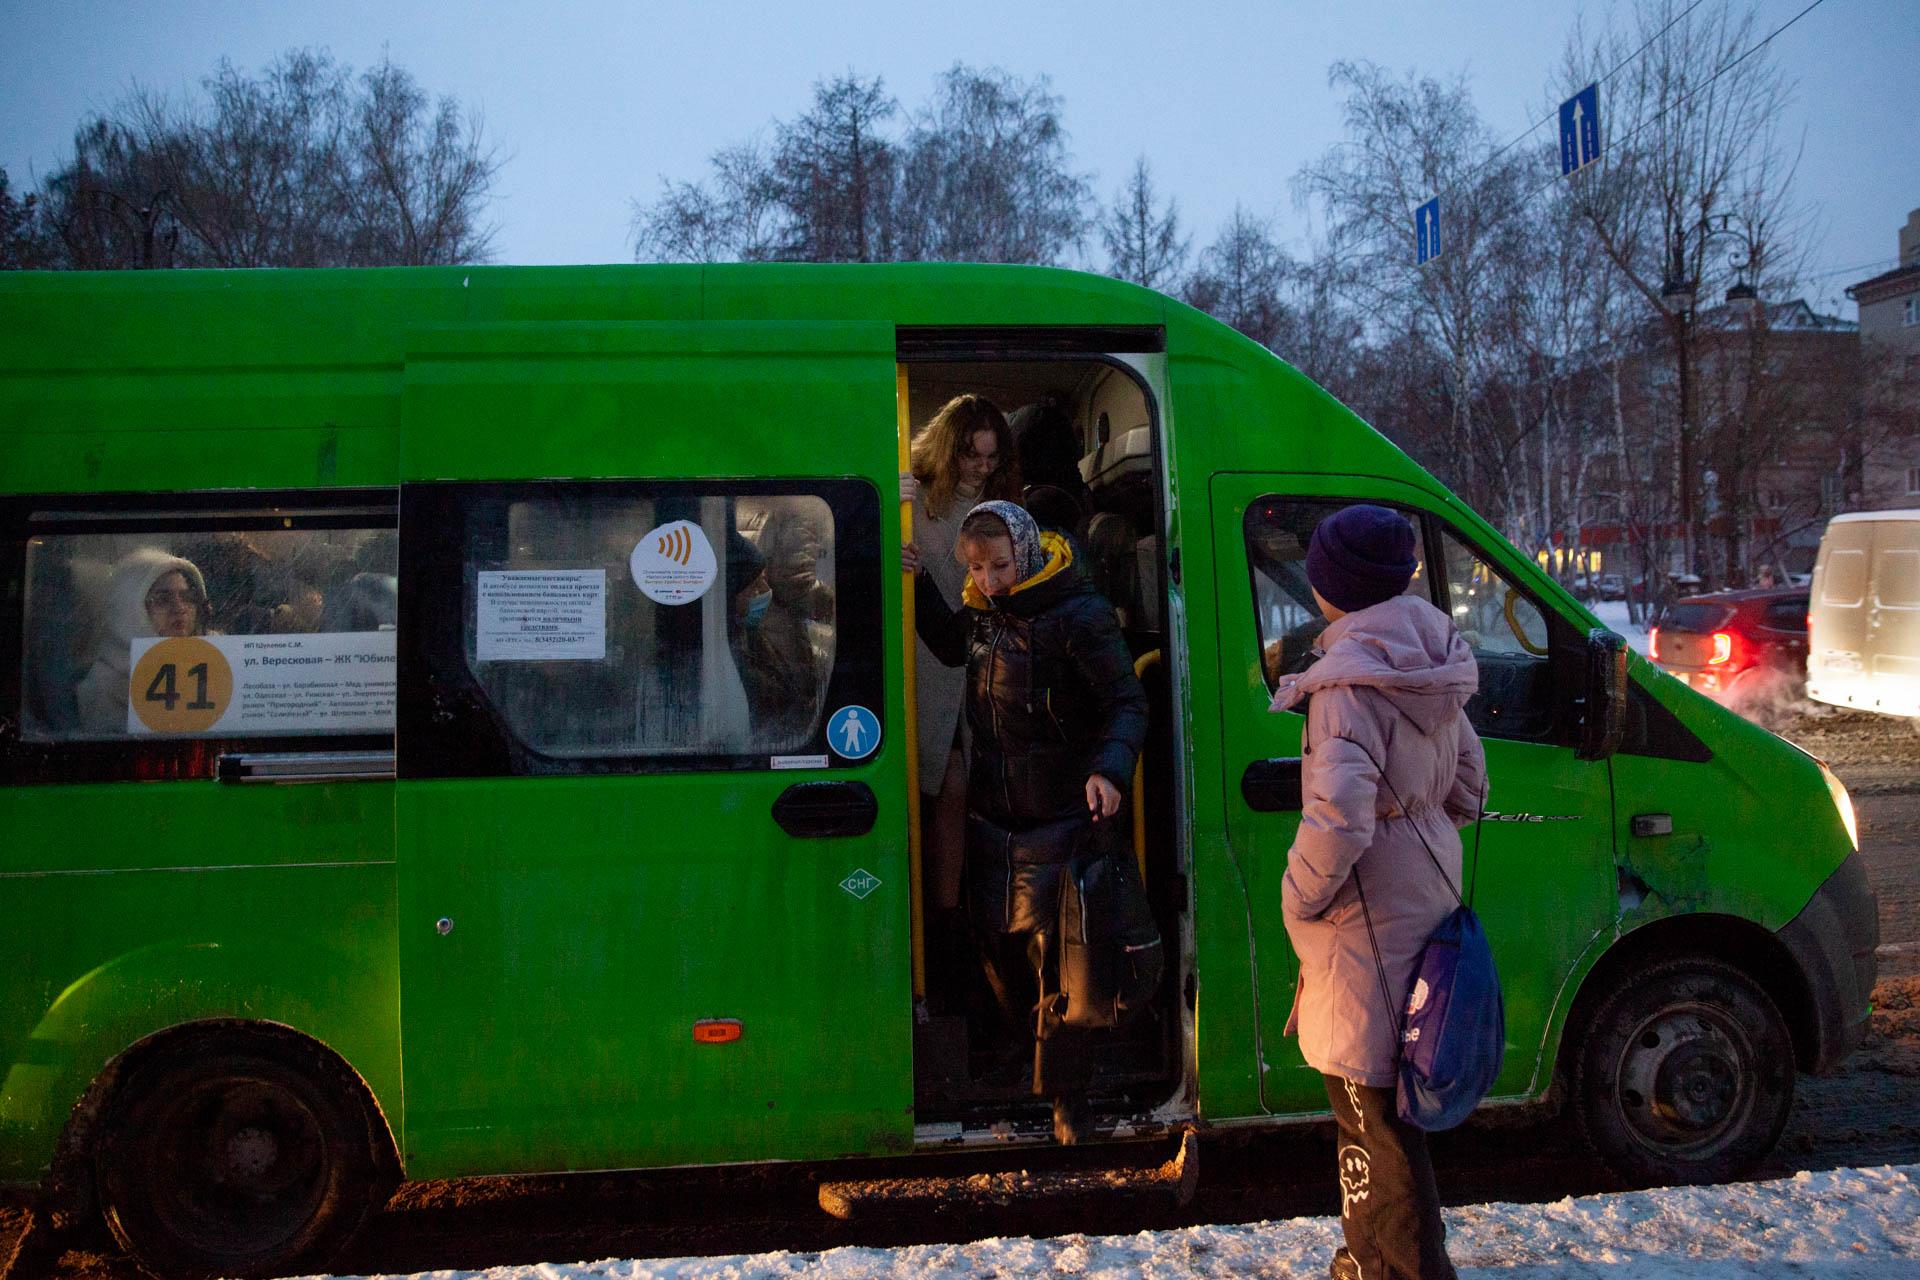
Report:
1443,708,1489,828
1284,685,1389,922
1062,597,1149,791
912,570,969,668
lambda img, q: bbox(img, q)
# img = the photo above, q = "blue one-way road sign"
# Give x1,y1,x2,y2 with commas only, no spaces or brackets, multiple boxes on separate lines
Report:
1559,83,1601,176
1415,197,1442,265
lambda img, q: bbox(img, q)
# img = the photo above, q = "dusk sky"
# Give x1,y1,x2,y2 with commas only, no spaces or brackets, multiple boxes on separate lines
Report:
3,0,1913,316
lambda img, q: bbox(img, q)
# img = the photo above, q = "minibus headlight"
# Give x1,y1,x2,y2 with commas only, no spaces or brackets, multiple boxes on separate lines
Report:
1818,761,1859,851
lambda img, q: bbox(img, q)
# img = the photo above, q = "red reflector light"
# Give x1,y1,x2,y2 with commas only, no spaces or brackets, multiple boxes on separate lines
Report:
1648,626,1660,661
693,1019,742,1044
1708,632,1734,665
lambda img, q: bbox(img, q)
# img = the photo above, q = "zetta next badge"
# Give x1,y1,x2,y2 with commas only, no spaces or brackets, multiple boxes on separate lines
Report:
839,869,882,900
828,704,880,760
631,520,717,605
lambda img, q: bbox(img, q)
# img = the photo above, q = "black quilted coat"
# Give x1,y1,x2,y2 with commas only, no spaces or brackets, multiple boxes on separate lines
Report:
914,548,1148,832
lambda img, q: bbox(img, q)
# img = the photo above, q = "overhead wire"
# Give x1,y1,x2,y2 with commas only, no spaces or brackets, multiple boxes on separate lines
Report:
1444,0,1713,200
1436,0,1835,258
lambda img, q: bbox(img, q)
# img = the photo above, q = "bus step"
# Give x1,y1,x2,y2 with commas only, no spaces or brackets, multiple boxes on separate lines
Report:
816,1128,1197,1219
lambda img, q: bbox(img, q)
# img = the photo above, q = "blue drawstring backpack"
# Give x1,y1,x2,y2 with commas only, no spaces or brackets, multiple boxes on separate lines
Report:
1352,745,1504,1132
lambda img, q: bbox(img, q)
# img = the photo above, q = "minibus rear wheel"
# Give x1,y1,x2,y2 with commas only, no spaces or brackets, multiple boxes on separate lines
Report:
1572,958,1794,1186
91,1027,384,1279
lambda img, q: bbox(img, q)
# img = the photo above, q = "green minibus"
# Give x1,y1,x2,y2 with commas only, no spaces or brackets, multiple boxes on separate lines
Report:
0,264,1878,1278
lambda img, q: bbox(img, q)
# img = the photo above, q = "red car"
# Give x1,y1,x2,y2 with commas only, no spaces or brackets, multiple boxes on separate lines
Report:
1650,586,1810,697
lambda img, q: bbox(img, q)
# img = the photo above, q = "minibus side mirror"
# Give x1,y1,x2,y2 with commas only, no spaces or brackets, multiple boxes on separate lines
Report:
1576,629,1629,761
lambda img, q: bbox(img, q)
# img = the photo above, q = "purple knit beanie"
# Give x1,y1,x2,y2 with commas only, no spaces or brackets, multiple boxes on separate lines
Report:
1305,505,1419,612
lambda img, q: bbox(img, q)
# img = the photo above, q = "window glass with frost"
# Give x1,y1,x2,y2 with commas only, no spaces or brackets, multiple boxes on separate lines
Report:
462,491,838,758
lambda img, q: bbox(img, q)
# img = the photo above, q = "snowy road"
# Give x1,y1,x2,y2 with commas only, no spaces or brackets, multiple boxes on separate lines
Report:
310,1164,1920,1279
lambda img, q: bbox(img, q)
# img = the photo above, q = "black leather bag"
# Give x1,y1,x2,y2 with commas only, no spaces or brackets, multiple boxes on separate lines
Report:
1056,839,1164,1031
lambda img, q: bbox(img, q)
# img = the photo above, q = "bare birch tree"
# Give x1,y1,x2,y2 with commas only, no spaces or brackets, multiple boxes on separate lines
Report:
894,65,1091,264
1568,0,1808,585
1295,60,1533,525
32,50,499,269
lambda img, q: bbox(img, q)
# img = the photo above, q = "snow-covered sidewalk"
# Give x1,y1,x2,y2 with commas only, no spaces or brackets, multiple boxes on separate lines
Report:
325,1163,1919,1279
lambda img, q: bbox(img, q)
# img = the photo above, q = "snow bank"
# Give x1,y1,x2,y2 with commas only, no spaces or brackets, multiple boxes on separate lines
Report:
323,1163,1919,1279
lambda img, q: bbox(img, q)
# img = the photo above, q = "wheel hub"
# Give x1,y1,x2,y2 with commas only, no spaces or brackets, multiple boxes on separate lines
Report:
224,1125,281,1181
1614,1003,1752,1153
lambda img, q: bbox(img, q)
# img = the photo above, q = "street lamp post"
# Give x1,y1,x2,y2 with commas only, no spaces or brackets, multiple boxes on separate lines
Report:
1658,213,1763,588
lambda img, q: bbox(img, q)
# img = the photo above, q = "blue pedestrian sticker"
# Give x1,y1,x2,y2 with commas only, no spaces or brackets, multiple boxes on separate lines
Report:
828,704,880,760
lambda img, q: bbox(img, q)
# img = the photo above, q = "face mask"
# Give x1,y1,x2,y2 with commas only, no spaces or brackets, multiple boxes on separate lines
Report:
743,589,772,627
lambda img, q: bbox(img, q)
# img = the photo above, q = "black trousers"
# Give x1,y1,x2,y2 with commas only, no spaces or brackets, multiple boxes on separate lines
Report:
1323,1074,1456,1280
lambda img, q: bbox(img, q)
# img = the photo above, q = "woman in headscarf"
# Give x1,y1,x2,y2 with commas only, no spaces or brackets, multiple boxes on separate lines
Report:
76,548,210,734
909,499,1148,1144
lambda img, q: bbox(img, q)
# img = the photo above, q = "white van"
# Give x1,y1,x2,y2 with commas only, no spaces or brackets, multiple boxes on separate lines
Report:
1807,509,1920,717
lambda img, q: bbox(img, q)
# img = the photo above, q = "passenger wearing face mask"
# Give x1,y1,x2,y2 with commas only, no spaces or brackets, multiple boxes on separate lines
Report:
908,500,1149,1144
76,548,211,735
736,506,833,743
901,395,1022,1013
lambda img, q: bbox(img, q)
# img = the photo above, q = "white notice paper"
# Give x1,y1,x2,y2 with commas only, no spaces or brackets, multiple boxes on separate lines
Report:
476,570,607,661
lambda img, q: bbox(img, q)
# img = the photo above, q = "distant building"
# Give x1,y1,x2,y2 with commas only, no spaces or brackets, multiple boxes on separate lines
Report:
1581,295,1863,582
1845,207,1920,511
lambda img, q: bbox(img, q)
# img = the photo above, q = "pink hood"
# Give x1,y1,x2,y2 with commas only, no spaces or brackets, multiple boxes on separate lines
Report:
1269,594,1478,735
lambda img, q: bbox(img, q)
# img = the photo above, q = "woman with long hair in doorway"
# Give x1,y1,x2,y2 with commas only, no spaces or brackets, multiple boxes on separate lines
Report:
900,395,1021,1012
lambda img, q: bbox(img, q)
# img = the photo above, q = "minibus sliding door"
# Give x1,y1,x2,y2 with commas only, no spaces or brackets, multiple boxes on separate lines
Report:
393,321,914,1179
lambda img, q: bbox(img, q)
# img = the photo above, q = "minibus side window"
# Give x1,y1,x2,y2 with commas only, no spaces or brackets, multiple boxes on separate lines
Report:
1434,530,1556,740
3,492,398,783
460,491,837,758
397,478,883,778
1242,498,1429,687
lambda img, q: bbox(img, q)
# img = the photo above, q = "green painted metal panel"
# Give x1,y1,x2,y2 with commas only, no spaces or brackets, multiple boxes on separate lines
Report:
392,320,912,1177
0,817,399,1183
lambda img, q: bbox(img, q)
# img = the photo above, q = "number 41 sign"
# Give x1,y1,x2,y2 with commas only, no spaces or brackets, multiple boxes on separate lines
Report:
125,631,396,736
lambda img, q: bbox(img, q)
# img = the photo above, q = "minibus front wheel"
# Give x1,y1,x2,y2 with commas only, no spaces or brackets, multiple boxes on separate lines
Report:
90,1024,387,1279
1571,957,1795,1187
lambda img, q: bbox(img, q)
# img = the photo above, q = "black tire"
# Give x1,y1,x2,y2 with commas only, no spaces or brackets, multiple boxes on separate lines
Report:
92,1029,383,1279
1572,958,1794,1187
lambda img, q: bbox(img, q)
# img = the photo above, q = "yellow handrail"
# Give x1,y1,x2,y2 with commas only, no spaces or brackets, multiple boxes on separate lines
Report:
898,365,926,1002
1131,649,1163,887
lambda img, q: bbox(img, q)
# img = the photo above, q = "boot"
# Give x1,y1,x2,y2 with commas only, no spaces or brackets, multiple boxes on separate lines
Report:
1052,1094,1088,1146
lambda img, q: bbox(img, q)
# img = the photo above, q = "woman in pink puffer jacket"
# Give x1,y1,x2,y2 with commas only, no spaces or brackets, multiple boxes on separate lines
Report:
1268,504,1486,1280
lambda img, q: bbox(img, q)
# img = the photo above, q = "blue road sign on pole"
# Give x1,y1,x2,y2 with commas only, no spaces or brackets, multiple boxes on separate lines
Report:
1415,197,1442,265
1559,83,1601,176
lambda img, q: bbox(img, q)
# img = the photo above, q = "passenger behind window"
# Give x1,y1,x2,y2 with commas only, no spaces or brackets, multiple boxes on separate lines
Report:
75,549,209,734
736,504,834,743
320,572,399,632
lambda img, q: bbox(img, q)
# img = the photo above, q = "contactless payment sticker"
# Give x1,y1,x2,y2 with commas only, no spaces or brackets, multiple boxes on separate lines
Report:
631,520,717,605
828,704,880,760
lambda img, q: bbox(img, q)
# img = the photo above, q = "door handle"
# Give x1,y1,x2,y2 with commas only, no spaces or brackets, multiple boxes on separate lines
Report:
1241,757,1304,812
772,781,879,838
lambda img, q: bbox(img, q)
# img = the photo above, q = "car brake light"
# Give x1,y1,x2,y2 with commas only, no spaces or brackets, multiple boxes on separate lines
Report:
1708,632,1734,665
1648,626,1660,660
